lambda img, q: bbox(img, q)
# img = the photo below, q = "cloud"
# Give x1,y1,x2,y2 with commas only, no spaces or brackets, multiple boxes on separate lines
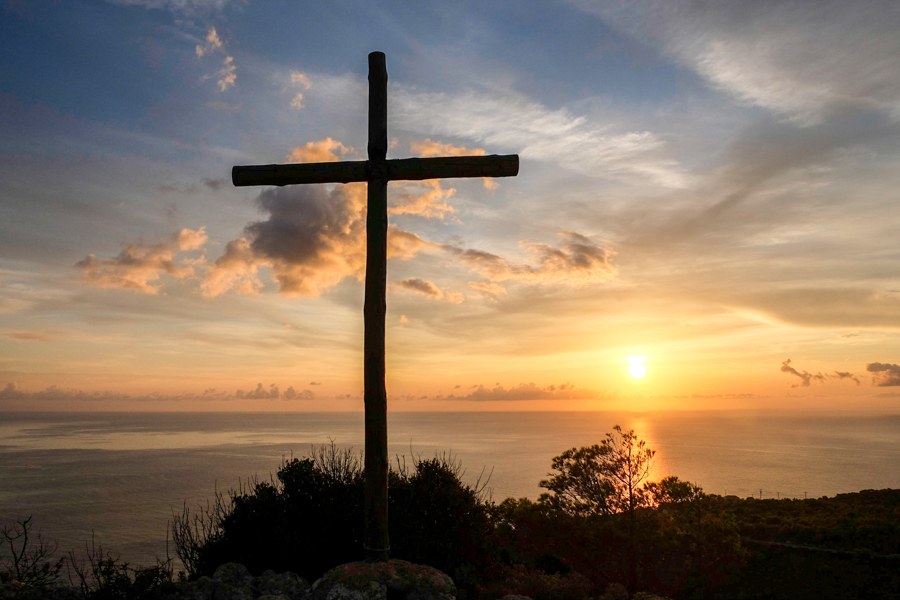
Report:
201,236,264,297
867,362,900,386
205,184,366,297
9,331,51,341
410,138,499,190
194,26,235,92
234,383,313,400
0,382,314,403
435,382,590,402
77,227,207,294
389,179,456,219
573,0,900,124
468,281,507,303
779,359,825,388
443,231,615,286
194,26,223,56
204,180,445,298
779,360,862,388
392,87,686,187
833,371,861,386
106,0,234,14
285,137,354,163
217,55,236,91
395,278,463,304
289,70,312,110
410,139,486,158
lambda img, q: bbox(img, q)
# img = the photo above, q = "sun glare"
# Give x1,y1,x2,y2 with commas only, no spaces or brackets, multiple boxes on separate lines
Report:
627,355,648,380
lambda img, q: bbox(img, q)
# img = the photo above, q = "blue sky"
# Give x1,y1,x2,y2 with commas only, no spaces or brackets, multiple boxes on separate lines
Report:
2,0,900,411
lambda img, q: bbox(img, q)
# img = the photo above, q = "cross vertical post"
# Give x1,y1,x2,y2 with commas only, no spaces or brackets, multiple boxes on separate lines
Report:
231,51,518,564
364,51,390,561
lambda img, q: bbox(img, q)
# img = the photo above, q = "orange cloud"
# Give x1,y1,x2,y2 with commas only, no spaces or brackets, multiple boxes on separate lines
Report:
201,236,264,297
195,26,236,92
394,278,464,303
290,71,312,89
204,182,442,298
387,226,437,260
77,227,208,294
410,138,498,189
286,137,353,163
289,70,312,109
194,26,223,57
389,179,456,219
411,138,487,158
217,55,236,92
468,281,507,303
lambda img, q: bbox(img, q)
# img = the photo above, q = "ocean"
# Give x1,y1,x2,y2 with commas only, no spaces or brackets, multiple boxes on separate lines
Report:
1,409,899,568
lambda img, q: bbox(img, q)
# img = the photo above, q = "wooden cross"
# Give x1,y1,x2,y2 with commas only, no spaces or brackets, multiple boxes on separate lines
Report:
232,51,518,561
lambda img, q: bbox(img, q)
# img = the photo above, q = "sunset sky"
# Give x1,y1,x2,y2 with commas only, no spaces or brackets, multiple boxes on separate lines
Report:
2,0,899,412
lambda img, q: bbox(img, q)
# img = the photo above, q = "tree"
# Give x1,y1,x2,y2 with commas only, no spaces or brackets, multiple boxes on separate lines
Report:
0,516,65,587
539,425,655,518
539,426,657,593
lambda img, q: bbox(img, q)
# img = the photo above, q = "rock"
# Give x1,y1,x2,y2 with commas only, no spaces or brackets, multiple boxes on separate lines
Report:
215,563,254,587
210,562,255,600
311,560,455,600
254,570,310,599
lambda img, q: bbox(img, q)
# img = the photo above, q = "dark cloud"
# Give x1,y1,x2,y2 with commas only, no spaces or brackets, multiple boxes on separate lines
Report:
0,382,314,403
435,382,589,402
442,232,615,286
204,184,367,296
780,359,825,387
833,371,860,385
780,360,862,387
866,362,900,386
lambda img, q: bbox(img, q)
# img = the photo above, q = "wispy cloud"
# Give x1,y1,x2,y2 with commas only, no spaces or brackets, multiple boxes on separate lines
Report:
106,0,234,14
195,25,236,92
573,0,900,124
289,70,312,110
392,87,686,187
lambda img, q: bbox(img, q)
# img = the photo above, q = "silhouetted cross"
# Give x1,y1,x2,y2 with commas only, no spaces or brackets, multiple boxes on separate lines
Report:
232,51,519,561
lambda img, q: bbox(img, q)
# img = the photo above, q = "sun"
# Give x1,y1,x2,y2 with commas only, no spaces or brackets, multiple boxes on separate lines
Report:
627,355,648,380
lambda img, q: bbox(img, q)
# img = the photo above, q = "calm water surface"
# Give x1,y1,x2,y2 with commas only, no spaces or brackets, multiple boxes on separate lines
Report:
1,410,898,567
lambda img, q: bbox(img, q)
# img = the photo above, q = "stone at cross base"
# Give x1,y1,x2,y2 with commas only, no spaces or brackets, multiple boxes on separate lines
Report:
311,559,456,600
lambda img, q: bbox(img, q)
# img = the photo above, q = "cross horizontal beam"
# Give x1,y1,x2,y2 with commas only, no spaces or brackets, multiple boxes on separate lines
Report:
232,154,519,187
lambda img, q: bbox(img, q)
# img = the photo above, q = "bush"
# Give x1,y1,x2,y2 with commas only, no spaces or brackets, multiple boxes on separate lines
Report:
173,444,496,596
